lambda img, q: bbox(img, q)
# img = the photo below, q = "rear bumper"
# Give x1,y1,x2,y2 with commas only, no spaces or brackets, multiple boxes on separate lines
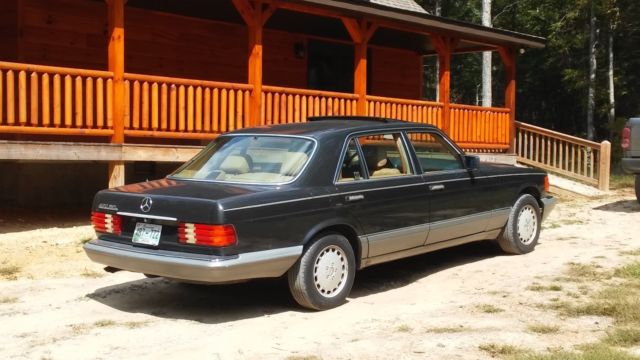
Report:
621,158,640,174
84,239,302,283
541,196,556,222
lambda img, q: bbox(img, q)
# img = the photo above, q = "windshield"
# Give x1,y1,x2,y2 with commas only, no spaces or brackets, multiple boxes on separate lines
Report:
170,135,315,184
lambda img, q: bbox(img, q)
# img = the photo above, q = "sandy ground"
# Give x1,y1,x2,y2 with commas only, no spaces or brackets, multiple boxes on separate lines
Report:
0,189,639,360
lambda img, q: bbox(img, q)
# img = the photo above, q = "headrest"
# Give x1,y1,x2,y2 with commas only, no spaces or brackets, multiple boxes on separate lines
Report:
219,155,250,174
363,146,387,171
280,152,309,176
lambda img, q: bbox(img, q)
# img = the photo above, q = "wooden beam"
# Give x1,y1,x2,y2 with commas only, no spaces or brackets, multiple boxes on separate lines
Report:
341,18,362,43
342,19,378,116
0,141,201,162
107,0,125,187
262,1,278,25
498,46,516,153
431,35,455,135
107,0,125,144
231,0,255,26
232,0,272,127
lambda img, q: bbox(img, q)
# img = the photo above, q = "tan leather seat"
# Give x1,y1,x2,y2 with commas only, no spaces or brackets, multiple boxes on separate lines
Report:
363,146,400,178
219,155,250,174
280,152,308,176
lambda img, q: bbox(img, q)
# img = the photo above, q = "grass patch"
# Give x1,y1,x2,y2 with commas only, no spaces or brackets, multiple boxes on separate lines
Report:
425,326,466,333
604,328,640,347
526,324,560,334
478,343,525,357
619,249,640,256
511,343,638,360
0,296,18,304
94,319,117,327
527,283,563,292
565,262,609,281
0,265,21,280
395,324,412,333
610,174,636,190
477,304,505,313
614,262,640,279
563,286,640,324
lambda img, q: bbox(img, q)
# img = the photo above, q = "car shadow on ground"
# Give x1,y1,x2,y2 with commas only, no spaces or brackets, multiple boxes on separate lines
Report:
87,240,504,324
593,199,639,213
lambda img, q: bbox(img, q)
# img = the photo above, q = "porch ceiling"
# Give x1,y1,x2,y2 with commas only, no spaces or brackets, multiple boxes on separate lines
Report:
125,0,543,55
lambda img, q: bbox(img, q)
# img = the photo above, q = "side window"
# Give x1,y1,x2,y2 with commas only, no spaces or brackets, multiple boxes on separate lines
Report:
338,139,364,182
406,132,463,172
358,133,413,178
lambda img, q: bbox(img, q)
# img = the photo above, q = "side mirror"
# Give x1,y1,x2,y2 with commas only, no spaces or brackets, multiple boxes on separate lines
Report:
464,155,480,171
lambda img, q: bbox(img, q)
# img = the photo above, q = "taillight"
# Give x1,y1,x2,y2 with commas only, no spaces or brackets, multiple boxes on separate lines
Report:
91,211,122,235
178,223,237,247
544,175,550,192
621,126,631,150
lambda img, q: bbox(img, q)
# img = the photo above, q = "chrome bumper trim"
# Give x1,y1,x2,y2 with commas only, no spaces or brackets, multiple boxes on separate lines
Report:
541,196,556,222
84,240,302,283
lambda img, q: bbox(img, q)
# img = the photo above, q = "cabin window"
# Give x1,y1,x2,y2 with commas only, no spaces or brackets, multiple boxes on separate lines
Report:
357,133,413,178
406,132,463,172
307,40,371,93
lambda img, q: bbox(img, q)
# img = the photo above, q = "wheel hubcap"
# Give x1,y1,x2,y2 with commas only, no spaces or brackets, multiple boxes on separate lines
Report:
517,205,538,245
313,245,348,298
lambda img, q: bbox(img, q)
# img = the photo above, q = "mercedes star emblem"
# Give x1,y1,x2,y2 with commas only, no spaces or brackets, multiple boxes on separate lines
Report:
140,197,153,213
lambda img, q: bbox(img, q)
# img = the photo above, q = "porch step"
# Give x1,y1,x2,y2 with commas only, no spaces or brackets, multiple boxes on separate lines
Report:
547,173,607,198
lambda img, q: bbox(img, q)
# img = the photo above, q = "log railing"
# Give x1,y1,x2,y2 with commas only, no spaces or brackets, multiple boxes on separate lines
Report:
0,61,516,154
366,95,442,127
450,104,510,151
261,86,358,124
0,61,115,136
123,73,253,139
515,121,611,190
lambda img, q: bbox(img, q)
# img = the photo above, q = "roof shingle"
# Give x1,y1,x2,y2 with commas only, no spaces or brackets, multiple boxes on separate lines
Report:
365,0,427,13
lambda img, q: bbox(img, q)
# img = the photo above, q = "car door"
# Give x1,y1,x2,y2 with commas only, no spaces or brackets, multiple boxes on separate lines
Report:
404,131,490,245
334,132,429,258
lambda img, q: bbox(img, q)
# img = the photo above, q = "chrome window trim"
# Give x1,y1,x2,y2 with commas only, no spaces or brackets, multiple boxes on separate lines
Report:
167,134,318,186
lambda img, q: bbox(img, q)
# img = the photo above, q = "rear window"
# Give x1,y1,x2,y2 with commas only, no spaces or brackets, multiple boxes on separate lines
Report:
170,135,315,184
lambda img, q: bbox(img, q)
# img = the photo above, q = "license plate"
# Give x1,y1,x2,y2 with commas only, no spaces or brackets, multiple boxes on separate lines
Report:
132,223,162,246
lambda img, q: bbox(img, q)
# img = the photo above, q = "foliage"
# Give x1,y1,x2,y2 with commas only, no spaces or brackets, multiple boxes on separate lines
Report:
416,0,640,147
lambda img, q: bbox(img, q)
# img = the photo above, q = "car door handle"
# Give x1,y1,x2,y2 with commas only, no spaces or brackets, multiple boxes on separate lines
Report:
429,184,445,191
345,194,365,202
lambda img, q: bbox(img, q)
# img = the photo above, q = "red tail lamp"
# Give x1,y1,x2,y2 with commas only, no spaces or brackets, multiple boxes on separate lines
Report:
91,211,122,235
178,223,237,247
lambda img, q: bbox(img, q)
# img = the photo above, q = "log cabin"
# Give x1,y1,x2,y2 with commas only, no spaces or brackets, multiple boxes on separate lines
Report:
0,0,546,208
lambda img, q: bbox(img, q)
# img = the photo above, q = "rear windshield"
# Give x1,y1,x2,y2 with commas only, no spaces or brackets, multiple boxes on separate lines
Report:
169,135,315,184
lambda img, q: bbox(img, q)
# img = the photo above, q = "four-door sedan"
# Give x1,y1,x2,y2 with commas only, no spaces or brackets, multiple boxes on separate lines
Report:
84,117,556,310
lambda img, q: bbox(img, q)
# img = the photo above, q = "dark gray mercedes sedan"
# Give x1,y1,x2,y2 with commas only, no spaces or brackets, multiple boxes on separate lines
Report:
84,117,556,310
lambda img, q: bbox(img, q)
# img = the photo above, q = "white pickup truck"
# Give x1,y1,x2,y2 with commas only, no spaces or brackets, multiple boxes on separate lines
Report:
622,117,640,203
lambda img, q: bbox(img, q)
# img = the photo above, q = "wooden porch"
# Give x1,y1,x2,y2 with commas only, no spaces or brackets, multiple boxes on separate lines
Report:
0,0,545,188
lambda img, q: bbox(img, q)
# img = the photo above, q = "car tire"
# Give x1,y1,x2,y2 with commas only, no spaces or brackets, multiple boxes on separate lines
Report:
288,233,356,310
497,194,541,255
635,175,640,205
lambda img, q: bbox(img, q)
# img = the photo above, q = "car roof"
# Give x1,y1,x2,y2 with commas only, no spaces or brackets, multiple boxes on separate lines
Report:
229,116,438,139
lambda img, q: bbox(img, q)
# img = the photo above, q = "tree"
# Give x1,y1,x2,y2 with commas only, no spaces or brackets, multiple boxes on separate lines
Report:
482,0,492,107
586,0,598,140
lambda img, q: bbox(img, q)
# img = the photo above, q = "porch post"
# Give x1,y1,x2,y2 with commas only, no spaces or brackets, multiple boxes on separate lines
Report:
499,46,517,153
233,0,277,127
342,18,377,116
107,0,125,187
431,35,454,135
247,6,263,127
